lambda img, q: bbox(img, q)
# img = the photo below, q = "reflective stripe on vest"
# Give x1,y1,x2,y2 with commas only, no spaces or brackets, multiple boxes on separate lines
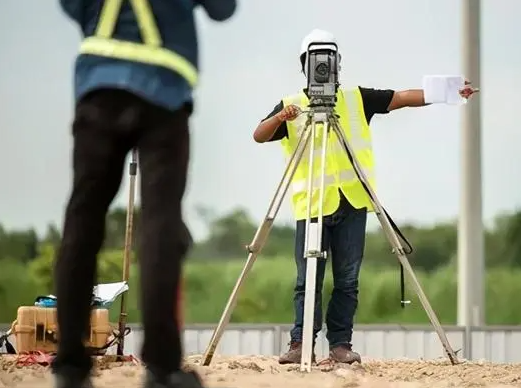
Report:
79,0,198,87
281,88,376,219
291,167,375,193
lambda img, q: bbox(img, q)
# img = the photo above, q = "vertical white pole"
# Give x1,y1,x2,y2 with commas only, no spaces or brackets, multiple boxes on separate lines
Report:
458,0,484,360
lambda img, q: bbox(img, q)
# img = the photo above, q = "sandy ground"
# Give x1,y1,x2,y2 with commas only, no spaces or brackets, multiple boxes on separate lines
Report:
1,354,521,388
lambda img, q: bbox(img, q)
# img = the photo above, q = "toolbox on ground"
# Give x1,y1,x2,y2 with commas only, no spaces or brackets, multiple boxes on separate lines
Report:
13,306,113,354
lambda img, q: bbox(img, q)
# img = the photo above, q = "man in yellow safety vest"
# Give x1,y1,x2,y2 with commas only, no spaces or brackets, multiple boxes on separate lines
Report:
53,1,236,388
253,29,477,365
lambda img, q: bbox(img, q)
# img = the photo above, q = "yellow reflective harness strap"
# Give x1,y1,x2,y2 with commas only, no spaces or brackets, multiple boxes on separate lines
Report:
130,0,162,46
96,0,123,38
80,0,198,87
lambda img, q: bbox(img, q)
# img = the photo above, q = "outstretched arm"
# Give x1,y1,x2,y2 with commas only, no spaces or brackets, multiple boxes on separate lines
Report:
387,80,477,111
387,89,428,110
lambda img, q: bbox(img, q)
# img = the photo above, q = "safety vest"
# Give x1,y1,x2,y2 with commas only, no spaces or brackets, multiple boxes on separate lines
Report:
79,0,198,88
281,88,376,220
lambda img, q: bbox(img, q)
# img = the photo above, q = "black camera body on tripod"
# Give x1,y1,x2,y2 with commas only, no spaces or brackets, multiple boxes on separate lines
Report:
306,42,340,108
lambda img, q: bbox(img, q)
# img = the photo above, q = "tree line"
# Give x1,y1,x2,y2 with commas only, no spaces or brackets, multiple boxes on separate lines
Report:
2,206,521,270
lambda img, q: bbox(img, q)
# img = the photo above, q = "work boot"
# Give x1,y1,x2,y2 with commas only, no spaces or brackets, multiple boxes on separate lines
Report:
54,374,93,388
329,344,362,364
144,369,205,388
278,342,316,365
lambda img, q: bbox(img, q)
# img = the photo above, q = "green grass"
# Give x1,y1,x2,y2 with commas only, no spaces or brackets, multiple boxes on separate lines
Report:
2,256,521,325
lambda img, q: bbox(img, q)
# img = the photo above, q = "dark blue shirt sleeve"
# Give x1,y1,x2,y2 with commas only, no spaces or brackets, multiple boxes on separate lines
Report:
196,0,237,21
61,1,237,24
59,0,83,22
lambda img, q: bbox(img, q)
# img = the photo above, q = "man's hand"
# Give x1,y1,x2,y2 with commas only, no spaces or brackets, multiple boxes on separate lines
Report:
459,80,479,99
275,105,300,122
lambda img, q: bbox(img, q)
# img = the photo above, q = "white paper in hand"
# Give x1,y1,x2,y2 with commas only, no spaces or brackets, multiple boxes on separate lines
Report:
446,76,466,105
422,75,466,105
422,75,446,104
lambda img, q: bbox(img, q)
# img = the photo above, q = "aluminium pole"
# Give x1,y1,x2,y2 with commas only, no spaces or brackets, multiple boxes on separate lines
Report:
458,0,484,359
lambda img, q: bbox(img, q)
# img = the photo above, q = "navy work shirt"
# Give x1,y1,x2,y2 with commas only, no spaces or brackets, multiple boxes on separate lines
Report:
60,0,236,112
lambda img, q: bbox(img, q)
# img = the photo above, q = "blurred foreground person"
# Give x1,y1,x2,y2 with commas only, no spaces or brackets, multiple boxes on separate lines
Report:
253,29,477,366
53,1,236,387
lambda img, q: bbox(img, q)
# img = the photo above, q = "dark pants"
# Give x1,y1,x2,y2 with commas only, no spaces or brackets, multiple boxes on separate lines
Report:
51,89,191,378
290,195,367,347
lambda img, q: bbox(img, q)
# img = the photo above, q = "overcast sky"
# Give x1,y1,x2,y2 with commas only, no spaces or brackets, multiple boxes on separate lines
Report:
1,0,520,241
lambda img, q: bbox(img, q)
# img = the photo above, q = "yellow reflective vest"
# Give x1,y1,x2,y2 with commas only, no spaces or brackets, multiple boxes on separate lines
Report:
281,88,376,220
79,0,198,88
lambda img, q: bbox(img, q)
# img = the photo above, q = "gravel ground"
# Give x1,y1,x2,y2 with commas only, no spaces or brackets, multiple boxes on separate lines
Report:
1,354,521,388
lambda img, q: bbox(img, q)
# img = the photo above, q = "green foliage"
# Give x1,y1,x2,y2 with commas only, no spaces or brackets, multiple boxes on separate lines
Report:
27,244,55,292
0,225,39,263
179,258,521,325
2,252,521,325
4,206,521,270
2,206,521,325
0,258,41,323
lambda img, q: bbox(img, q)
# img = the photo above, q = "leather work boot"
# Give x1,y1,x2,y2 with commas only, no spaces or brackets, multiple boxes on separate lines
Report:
278,342,316,365
329,344,362,364
144,369,205,388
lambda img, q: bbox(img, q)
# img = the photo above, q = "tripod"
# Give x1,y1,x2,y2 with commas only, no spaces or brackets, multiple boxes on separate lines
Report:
116,149,138,356
201,97,459,371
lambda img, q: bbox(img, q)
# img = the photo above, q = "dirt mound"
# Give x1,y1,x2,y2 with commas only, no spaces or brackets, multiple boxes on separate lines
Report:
1,355,521,387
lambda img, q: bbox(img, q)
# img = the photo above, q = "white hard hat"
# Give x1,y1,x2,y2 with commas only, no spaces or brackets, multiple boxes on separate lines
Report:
299,29,338,57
